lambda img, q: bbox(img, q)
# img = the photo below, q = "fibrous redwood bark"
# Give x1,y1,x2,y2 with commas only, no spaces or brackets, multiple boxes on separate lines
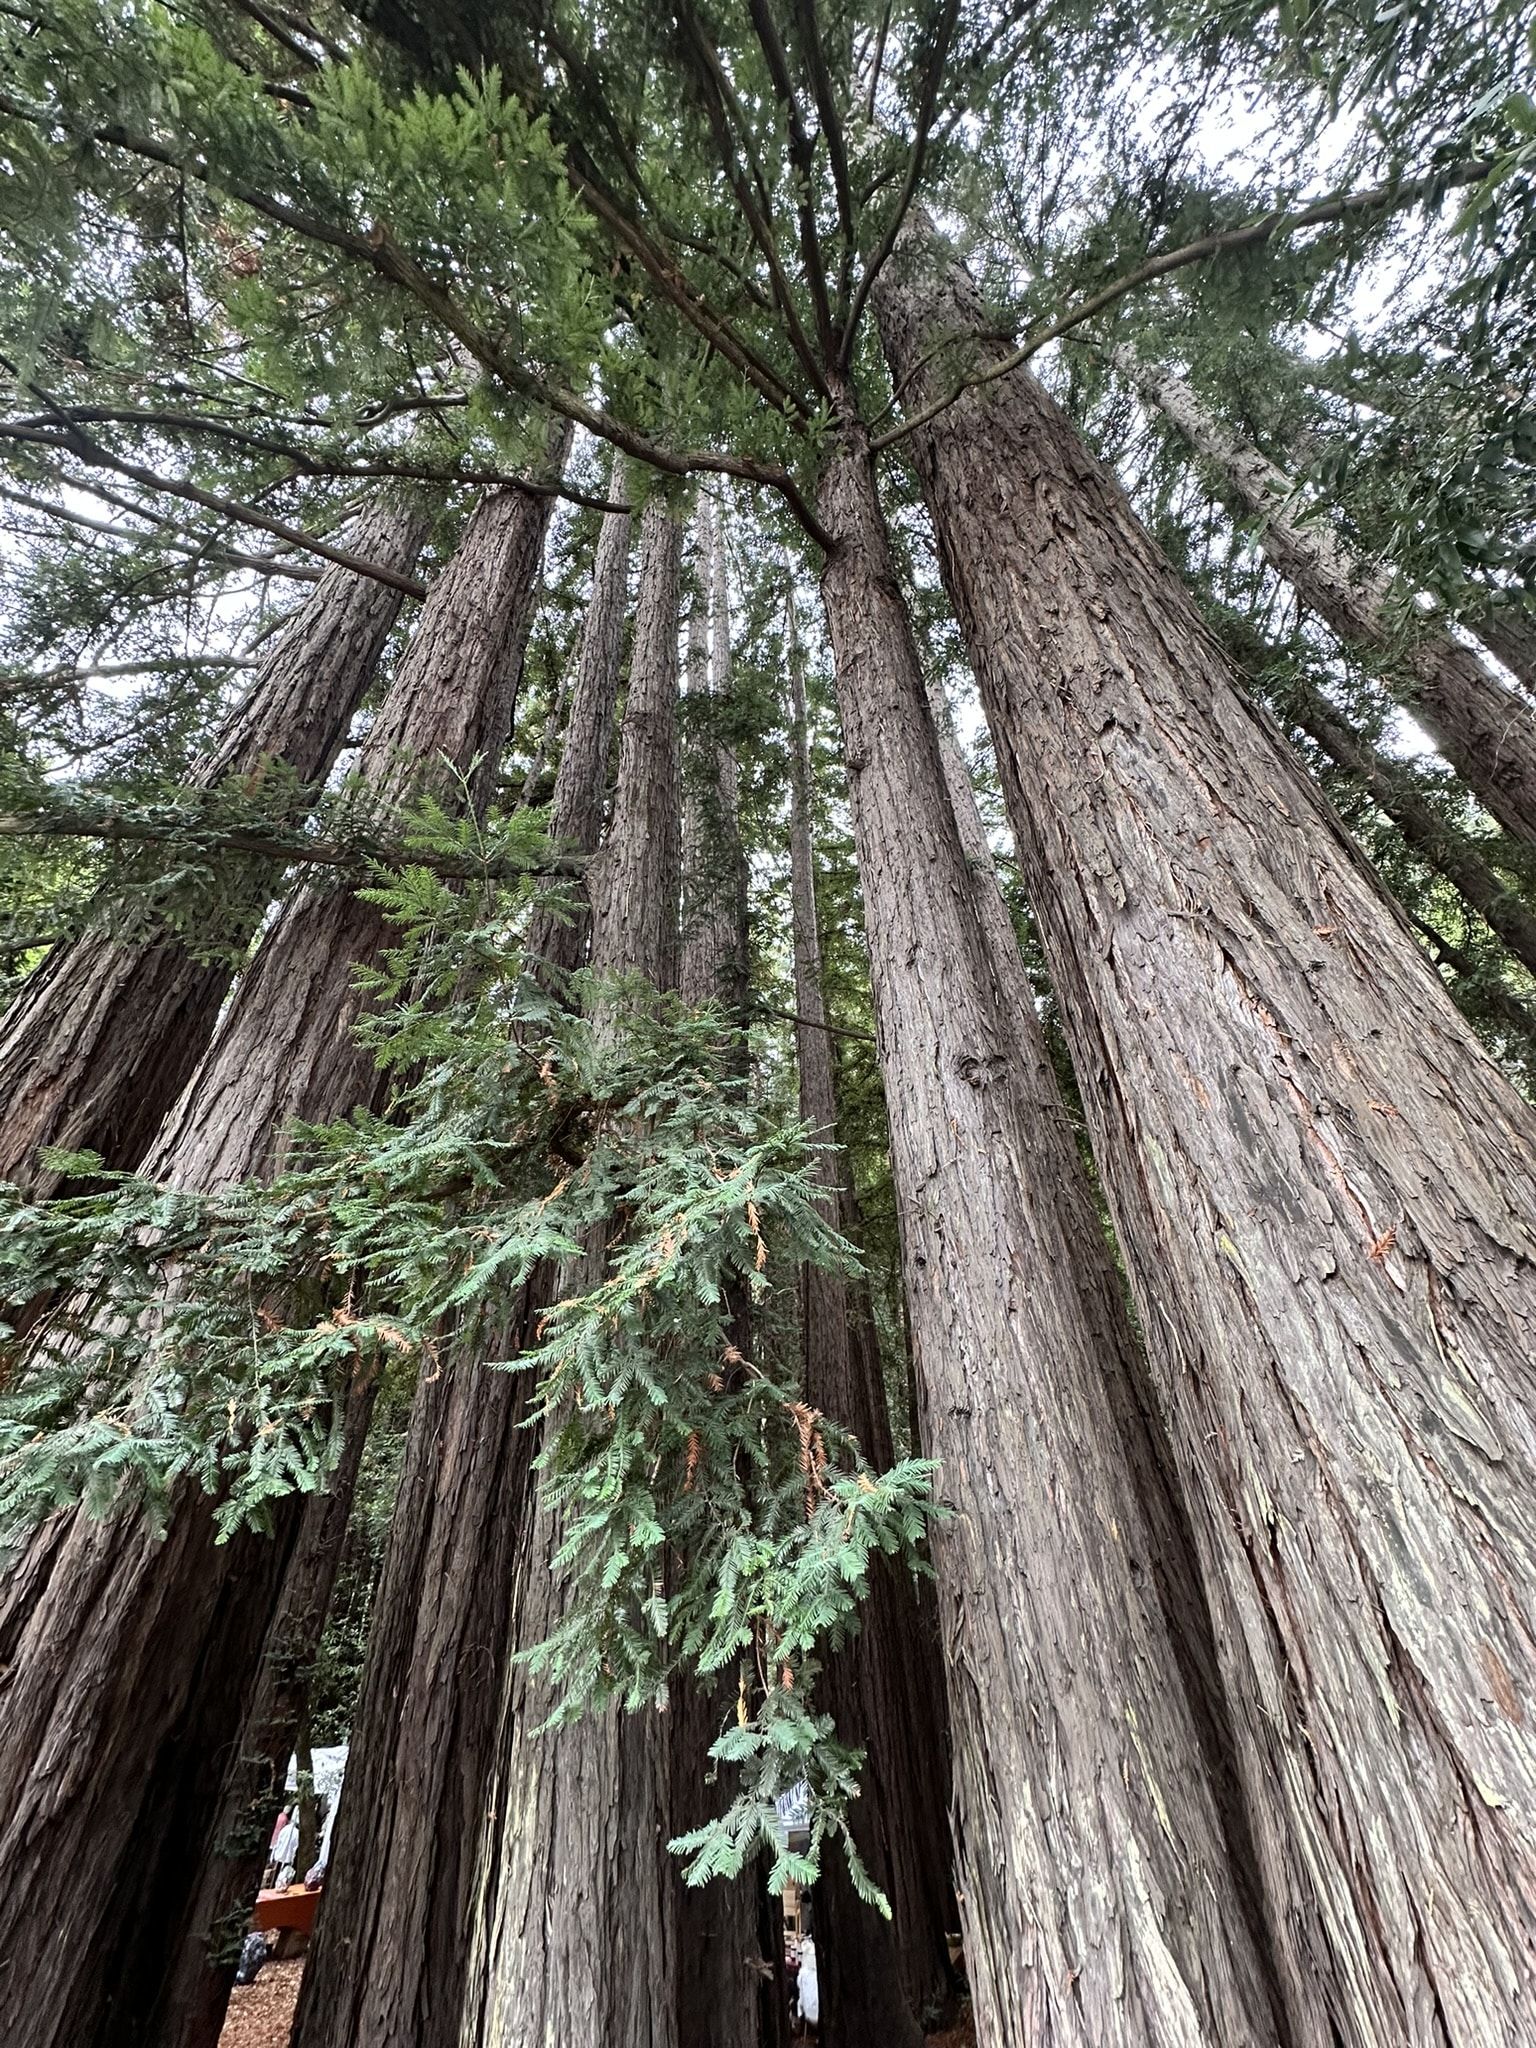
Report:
458,493,685,2048
156,1365,378,2048
0,494,430,1195
814,410,1278,2047
881,233,1536,2047
786,618,956,2048
0,481,552,2048
1119,348,1536,850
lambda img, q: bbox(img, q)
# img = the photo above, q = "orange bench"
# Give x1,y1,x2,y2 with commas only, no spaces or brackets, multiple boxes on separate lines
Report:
251,1885,320,1937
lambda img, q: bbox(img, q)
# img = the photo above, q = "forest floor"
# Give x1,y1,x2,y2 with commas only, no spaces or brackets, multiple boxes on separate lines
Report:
217,1959,303,2048
212,1959,973,2046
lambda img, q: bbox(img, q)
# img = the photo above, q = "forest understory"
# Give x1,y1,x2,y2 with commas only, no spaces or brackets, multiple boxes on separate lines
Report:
2,2,1535,2046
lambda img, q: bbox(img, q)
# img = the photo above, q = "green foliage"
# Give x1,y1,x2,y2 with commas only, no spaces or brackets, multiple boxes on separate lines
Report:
0,829,938,1897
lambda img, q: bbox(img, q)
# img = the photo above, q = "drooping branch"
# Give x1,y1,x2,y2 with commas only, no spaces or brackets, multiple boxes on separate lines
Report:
871,159,1495,451
1,404,629,513
0,809,586,883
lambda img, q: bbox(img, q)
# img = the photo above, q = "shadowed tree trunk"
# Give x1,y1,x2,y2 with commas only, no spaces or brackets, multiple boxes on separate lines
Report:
0,479,554,2048
1119,347,1536,851
154,1365,377,2048
458,492,685,2048
291,483,645,2048
785,613,956,2048
881,229,1536,2048
813,403,1279,2047
0,494,430,1195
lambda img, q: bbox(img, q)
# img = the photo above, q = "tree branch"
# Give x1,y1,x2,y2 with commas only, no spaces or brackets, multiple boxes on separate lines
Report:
0,811,587,883
871,160,1494,452
0,479,325,583
840,0,961,363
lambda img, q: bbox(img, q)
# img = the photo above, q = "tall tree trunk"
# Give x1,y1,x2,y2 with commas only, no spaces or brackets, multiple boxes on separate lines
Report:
813,408,1279,2047
0,494,430,1195
880,233,1536,2047
1118,347,1536,850
527,468,631,979
0,482,552,2048
671,498,788,2048
785,615,957,2048
1281,666,1536,981
459,493,685,2048
293,490,663,2048
679,495,749,1014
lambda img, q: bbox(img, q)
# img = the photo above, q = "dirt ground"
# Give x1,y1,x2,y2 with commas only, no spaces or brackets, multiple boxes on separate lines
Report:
217,1959,303,2048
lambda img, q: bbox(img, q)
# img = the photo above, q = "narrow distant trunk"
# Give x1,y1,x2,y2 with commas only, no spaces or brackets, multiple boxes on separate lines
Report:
679,496,749,1013
528,465,631,979
814,412,1278,2046
786,622,956,2048
1283,667,1536,980
1119,348,1536,850
459,493,685,2048
1472,600,1536,697
881,233,1536,2046
0,494,430,1194
0,481,554,2048
671,499,787,2048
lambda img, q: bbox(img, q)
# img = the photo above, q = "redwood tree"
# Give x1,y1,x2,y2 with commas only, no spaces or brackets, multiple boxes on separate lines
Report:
291,486,642,2048
1119,348,1536,851
879,226,1536,2047
456,492,686,2048
786,618,957,2048
814,409,1278,2045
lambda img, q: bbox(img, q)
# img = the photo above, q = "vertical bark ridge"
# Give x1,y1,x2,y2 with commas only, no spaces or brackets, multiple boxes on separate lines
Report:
0,493,431,1195
880,232,1536,2048
813,414,1280,2047
527,457,631,980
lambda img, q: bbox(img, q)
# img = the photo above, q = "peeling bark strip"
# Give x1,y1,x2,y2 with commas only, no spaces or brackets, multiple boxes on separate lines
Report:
815,416,1278,2047
0,480,557,2048
879,231,1536,2047
1119,348,1536,851
0,493,430,1194
459,493,687,2048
